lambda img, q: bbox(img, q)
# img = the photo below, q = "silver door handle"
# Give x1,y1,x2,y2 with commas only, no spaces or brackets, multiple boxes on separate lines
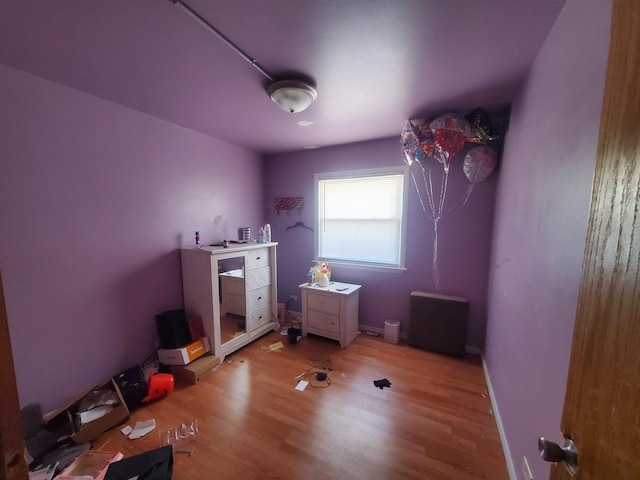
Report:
538,436,578,476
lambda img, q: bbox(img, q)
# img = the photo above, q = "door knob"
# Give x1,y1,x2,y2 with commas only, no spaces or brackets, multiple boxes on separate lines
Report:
538,436,578,476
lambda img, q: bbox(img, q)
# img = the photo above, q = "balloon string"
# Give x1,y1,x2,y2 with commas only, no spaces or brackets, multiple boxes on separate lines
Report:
419,163,436,220
462,183,474,205
443,183,472,216
410,158,451,292
436,167,449,220
432,219,440,290
410,168,432,221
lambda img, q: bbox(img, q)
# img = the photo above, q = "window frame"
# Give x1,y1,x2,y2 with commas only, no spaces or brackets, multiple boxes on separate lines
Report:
314,165,409,272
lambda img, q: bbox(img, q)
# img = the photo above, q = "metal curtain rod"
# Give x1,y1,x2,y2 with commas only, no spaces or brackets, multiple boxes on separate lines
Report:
170,0,274,82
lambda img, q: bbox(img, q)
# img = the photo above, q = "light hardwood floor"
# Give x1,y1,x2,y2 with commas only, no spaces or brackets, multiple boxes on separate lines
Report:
93,331,509,479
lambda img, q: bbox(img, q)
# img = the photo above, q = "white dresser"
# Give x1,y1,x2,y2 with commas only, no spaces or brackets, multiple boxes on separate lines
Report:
181,243,278,360
299,281,361,348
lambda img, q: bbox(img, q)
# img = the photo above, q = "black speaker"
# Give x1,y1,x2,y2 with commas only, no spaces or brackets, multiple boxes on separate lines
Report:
155,309,192,349
113,365,148,411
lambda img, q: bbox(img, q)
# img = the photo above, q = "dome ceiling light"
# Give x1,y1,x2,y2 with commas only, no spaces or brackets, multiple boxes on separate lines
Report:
171,0,317,114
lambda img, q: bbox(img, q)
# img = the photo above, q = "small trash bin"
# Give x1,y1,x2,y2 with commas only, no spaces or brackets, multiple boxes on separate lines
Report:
384,319,400,344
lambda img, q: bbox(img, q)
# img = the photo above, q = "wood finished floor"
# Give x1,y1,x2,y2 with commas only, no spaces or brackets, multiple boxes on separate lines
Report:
93,332,509,479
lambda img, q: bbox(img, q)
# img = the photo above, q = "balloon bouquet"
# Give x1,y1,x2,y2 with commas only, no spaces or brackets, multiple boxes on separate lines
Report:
401,108,499,290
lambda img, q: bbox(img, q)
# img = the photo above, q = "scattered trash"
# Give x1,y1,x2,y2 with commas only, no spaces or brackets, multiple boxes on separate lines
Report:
121,419,156,440
373,378,392,389
175,447,195,456
56,450,123,480
267,341,285,352
158,420,199,447
28,462,58,480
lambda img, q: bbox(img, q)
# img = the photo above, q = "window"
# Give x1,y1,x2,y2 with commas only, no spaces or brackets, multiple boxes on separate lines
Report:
315,166,409,270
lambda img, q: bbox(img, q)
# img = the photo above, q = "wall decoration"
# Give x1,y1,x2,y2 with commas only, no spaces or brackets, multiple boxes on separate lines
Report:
275,197,304,215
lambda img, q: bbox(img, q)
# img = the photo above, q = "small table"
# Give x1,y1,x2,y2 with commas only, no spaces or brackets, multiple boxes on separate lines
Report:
299,281,361,348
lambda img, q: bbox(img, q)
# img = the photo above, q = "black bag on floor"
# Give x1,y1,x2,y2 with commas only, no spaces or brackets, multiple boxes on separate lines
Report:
104,445,173,480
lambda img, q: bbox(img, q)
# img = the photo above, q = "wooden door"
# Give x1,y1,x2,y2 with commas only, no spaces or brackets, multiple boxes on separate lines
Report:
0,272,29,480
550,0,640,478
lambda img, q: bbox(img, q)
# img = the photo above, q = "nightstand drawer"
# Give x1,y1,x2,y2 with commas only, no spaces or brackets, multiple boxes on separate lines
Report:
220,275,244,295
307,293,340,315
222,293,245,316
308,310,340,334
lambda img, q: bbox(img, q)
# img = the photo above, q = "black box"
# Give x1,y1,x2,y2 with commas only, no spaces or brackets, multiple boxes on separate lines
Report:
113,365,148,411
155,309,192,349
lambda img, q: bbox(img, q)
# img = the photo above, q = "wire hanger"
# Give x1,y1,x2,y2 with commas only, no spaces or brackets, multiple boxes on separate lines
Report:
286,221,313,232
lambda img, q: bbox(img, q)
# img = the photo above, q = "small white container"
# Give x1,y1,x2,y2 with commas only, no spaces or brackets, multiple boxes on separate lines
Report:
384,319,400,344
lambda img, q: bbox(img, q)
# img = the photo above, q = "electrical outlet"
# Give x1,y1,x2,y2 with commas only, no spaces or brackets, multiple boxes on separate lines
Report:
289,295,298,302
523,456,533,480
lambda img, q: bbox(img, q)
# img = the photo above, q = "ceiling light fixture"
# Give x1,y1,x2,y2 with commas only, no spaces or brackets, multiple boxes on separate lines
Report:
268,80,317,114
171,0,318,113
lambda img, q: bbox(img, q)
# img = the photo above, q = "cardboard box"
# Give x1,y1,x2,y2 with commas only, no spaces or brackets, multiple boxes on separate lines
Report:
44,379,130,445
157,337,210,365
170,353,221,384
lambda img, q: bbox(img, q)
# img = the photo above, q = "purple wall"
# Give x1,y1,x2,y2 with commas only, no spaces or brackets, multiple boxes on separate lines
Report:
484,0,611,478
265,136,499,349
0,65,265,412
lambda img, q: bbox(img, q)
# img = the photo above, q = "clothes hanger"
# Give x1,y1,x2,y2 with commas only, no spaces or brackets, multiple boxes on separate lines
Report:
286,221,313,232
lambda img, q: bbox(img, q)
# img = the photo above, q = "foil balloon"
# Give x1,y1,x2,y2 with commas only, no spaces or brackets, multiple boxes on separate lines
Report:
429,113,471,167
463,145,498,183
400,120,419,165
465,108,500,144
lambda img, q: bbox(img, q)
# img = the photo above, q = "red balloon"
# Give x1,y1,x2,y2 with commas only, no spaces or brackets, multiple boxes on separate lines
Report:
433,129,467,158
430,113,471,160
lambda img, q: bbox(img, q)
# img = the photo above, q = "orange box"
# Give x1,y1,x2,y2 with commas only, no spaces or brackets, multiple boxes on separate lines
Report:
157,337,210,365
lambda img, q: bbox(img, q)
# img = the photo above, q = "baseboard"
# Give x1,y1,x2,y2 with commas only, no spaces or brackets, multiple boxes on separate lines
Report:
481,353,517,480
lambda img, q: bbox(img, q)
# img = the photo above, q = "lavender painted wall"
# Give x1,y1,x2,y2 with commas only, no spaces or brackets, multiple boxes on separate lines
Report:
265,136,499,349
484,0,611,478
0,65,265,412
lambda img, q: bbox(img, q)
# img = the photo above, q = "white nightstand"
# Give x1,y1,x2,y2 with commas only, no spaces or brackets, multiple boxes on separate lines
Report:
298,281,361,348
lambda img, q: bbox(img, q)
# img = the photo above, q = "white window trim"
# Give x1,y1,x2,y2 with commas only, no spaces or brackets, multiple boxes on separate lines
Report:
314,165,409,272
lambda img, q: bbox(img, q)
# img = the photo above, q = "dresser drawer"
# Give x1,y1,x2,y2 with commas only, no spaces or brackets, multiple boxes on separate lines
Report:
247,285,270,311
246,266,272,290
246,248,270,270
308,310,340,334
307,293,340,315
247,304,271,331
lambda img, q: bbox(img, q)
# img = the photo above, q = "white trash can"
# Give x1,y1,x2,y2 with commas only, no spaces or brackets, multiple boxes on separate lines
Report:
384,319,400,344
